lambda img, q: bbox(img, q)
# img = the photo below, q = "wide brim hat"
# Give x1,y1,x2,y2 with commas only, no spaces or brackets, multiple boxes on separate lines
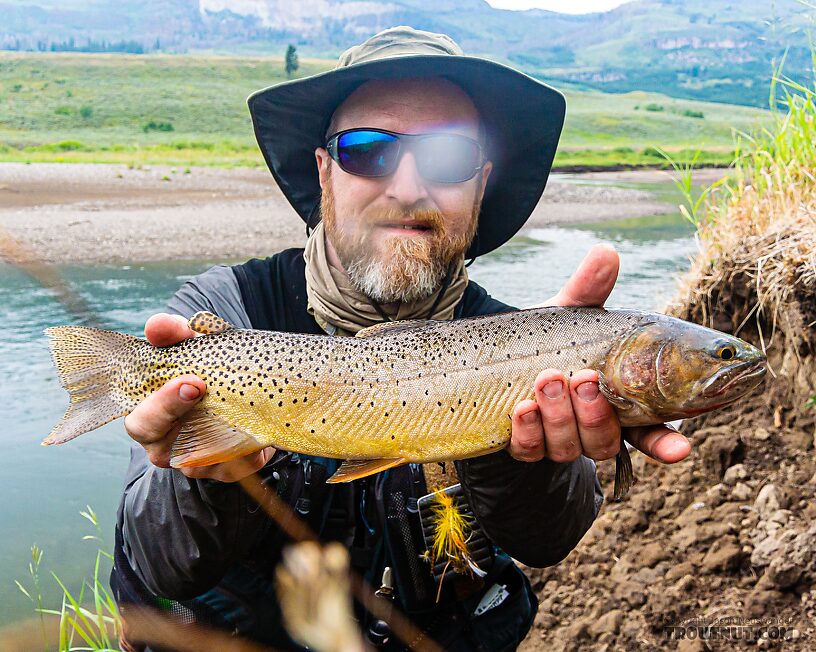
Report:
248,26,565,259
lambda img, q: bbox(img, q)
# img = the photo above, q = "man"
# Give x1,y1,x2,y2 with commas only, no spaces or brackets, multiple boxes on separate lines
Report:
113,27,690,650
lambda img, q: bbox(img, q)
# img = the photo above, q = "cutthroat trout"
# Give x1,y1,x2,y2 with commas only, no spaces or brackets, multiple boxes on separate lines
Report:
45,307,767,498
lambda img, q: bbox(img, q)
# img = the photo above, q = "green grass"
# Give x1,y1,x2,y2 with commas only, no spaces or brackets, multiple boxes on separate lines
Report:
0,52,771,168
15,506,121,651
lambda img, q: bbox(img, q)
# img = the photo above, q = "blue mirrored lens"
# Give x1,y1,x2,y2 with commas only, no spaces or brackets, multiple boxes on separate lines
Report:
336,130,400,176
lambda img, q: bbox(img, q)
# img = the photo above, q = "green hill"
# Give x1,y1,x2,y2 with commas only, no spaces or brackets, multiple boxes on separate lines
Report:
0,52,770,168
0,0,812,107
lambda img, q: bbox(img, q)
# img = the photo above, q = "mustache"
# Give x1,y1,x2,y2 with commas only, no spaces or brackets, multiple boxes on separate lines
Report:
365,207,447,232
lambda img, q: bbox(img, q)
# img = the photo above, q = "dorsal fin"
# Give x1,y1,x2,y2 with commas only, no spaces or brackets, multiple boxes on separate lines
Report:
188,311,234,335
355,320,431,338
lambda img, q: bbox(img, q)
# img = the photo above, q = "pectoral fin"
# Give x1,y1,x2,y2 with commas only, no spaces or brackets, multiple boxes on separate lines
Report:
326,458,408,483
613,437,636,501
170,407,263,467
188,311,235,335
597,371,635,411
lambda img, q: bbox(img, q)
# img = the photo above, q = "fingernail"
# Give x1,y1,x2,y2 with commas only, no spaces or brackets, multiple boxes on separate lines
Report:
543,380,563,399
576,382,599,402
520,411,539,425
179,384,201,401
665,438,690,457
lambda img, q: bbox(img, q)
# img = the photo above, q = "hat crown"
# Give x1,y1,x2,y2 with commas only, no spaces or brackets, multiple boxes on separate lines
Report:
336,26,464,69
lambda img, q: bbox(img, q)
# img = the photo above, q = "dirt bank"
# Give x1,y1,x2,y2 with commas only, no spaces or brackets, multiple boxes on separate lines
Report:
520,172,816,650
0,163,683,264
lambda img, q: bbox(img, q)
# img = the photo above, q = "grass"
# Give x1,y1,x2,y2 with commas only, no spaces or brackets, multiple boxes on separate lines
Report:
668,28,816,355
14,506,121,652
0,52,771,169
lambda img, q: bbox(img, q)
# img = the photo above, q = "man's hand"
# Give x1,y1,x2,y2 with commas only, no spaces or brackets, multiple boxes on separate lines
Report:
509,244,691,466
123,313,275,483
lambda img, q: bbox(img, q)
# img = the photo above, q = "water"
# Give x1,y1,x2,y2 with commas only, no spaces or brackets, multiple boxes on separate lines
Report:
0,202,696,626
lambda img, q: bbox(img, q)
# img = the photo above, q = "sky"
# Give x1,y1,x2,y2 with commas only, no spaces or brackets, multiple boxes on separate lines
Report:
486,0,634,13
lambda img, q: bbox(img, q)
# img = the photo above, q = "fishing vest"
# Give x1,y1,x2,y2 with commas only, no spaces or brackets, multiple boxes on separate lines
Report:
112,249,537,651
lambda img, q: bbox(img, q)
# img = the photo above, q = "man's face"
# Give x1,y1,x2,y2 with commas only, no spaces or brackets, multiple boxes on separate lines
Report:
315,78,492,303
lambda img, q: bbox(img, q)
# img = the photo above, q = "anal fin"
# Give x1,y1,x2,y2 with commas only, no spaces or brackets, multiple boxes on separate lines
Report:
188,311,235,335
170,406,263,468
326,458,408,483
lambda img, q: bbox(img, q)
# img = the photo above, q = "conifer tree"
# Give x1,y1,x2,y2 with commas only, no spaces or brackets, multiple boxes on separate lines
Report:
285,44,299,79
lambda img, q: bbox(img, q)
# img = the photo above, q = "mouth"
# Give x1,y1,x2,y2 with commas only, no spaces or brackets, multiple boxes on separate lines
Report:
701,360,768,398
377,222,435,236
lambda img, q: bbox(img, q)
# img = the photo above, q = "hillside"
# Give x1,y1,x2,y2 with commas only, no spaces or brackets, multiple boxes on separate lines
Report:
0,52,769,167
0,0,812,107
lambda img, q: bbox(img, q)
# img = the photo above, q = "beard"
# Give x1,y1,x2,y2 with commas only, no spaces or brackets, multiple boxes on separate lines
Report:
321,178,480,304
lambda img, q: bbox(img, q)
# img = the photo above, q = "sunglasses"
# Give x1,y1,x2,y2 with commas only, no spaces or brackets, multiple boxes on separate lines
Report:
325,128,485,184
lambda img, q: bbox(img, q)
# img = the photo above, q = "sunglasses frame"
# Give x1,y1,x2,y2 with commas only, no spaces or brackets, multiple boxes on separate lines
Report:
325,127,485,184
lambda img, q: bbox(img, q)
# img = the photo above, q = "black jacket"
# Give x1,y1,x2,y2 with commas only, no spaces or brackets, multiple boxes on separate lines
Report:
116,249,602,615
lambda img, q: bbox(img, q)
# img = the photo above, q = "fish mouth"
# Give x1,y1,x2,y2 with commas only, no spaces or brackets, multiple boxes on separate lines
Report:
701,359,768,399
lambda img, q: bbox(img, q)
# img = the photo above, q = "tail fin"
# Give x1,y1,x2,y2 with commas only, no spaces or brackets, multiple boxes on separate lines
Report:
44,326,139,445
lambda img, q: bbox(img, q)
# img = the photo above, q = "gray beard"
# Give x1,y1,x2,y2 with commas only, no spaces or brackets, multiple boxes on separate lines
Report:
345,251,448,303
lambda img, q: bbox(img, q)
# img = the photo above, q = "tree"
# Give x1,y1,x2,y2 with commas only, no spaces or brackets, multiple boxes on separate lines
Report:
285,44,299,79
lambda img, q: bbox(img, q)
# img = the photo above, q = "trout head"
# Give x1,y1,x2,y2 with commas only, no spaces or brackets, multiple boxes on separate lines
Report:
599,317,767,426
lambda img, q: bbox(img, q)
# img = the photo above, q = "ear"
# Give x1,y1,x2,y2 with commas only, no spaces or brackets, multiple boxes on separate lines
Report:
315,147,332,189
478,160,493,199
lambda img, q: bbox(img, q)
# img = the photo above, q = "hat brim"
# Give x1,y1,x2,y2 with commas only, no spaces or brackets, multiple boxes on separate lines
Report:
248,55,565,258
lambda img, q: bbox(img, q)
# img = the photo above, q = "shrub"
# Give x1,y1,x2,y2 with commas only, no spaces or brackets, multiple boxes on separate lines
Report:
644,103,664,112
79,105,93,119
143,120,175,133
55,106,72,116
682,109,705,119
641,146,664,158
22,140,89,153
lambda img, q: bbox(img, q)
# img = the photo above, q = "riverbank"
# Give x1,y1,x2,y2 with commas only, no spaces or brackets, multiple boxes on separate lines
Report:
0,162,721,265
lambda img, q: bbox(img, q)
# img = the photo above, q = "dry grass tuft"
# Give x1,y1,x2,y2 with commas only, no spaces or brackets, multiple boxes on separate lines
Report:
670,84,816,331
668,60,816,417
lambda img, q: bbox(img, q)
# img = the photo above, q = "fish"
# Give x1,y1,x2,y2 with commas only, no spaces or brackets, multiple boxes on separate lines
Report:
44,307,767,498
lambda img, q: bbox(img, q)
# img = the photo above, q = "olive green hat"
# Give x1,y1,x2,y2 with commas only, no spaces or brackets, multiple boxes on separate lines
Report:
248,26,565,258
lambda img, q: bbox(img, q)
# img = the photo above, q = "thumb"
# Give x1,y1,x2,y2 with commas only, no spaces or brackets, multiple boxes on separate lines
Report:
145,313,196,347
546,244,620,308
124,375,206,445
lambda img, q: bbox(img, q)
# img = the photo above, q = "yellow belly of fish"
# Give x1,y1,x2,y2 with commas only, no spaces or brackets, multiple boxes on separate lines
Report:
191,359,534,463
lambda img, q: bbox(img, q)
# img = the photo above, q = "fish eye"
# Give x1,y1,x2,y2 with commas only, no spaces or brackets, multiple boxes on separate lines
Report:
717,345,737,361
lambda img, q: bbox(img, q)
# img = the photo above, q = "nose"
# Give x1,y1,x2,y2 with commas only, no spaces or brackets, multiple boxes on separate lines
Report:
384,151,428,206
